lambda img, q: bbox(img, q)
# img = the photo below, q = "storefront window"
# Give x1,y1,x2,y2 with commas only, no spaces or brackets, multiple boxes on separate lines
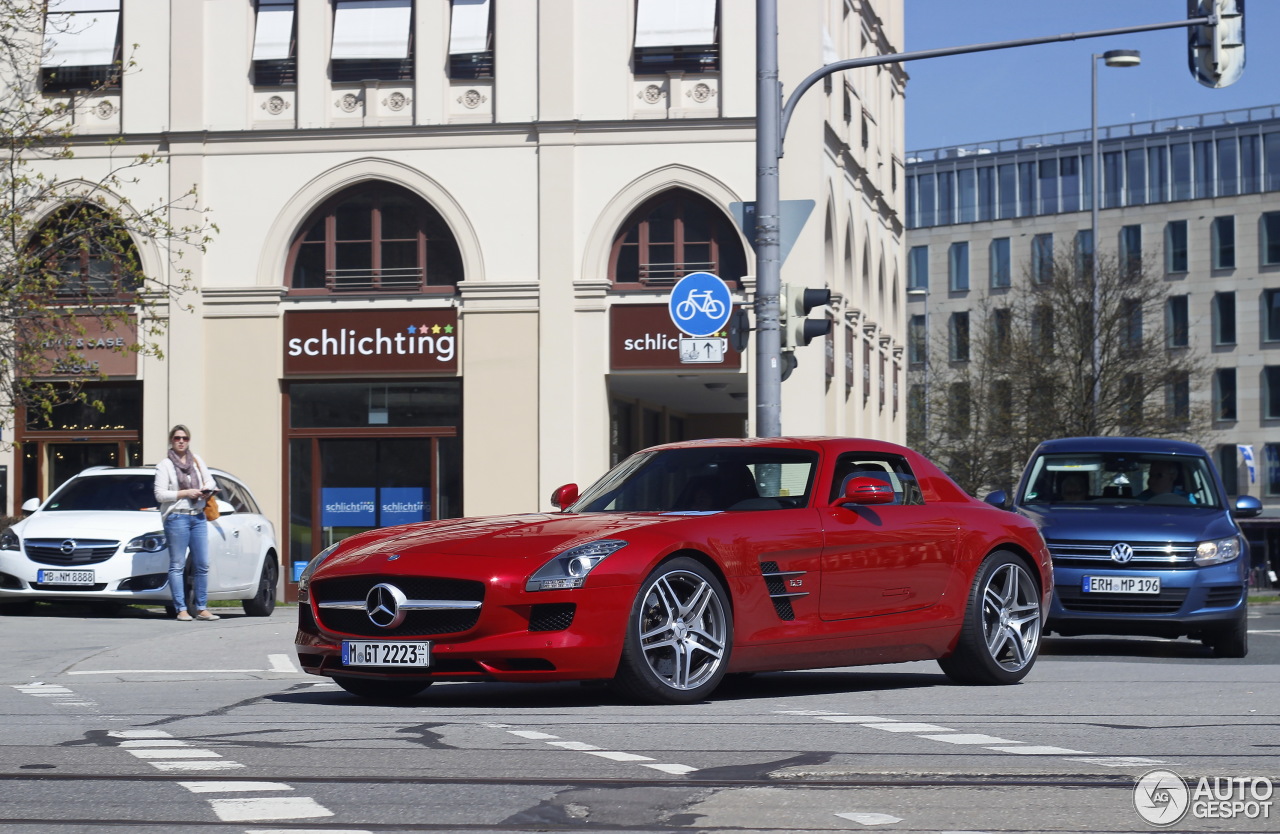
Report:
290,381,460,427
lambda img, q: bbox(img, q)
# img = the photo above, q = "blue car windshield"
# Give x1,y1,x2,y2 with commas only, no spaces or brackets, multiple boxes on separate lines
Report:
1021,453,1221,509
42,475,159,512
571,447,819,512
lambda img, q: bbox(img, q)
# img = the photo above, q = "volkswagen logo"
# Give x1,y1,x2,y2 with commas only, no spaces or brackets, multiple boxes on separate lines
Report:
60,539,78,554
1110,542,1135,563
365,583,408,629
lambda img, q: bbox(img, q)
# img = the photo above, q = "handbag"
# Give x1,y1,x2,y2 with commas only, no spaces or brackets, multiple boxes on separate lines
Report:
198,460,220,521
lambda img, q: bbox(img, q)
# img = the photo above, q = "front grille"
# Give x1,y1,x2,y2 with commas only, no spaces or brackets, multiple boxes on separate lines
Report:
1047,539,1198,570
24,539,119,566
31,583,110,592
312,575,484,638
1205,585,1244,608
1057,585,1188,614
529,603,575,632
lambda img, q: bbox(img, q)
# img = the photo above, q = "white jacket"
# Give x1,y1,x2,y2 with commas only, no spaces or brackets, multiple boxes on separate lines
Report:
153,454,217,516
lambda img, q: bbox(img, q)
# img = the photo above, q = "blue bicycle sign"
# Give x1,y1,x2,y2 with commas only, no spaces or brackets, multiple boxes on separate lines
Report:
668,272,732,337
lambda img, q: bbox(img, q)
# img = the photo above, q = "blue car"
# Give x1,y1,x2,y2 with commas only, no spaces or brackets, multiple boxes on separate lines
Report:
986,437,1261,657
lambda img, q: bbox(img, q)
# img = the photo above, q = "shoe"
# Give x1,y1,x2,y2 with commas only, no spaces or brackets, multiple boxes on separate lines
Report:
195,610,220,621
175,611,193,621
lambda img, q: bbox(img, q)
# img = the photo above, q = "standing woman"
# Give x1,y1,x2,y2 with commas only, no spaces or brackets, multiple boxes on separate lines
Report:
154,425,220,621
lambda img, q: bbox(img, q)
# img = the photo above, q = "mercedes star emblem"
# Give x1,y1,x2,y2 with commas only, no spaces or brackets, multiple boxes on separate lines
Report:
364,582,408,629
1110,542,1135,563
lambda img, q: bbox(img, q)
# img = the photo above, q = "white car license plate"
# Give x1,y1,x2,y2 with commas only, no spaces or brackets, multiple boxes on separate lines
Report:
342,641,431,667
36,569,95,585
1082,575,1161,594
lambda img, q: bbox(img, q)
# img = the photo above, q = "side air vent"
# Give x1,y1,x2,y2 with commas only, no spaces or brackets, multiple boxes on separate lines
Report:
760,560,808,621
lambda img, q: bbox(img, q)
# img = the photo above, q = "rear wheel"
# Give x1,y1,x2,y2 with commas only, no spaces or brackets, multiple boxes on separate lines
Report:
333,676,430,699
939,551,1042,685
1204,609,1248,658
611,557,732,704
242,557,278,617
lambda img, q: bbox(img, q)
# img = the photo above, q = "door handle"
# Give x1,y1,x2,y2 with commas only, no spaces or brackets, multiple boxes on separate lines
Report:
233,530,240,537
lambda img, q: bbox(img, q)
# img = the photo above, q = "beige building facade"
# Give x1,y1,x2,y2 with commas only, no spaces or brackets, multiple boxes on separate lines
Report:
7,0,908,592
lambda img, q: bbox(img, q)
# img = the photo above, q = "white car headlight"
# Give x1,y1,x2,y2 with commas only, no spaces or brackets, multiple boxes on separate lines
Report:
526,539,628,591
296,542,342,601
1195,536,1241,566
124,532,167,553
0,530,19,551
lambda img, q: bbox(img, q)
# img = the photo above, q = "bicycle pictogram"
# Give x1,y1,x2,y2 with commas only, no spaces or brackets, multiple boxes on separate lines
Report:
674,290,726,322
668,271,731,338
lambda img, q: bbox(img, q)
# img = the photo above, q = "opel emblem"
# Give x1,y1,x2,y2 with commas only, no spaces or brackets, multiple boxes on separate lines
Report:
1110,542,1135,563
60,539,77,554
365,583,408,629
387,553,401,561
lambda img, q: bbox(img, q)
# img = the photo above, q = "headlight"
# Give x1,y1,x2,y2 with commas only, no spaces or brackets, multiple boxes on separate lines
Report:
1195,536,1241,566
526,539,628,592
296,542,342,601
124,532,167,553
0,530,19,551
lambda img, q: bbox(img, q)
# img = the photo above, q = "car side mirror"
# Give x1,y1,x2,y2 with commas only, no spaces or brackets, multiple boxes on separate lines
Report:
983,490,1009,509
834,476,895,506
1232,495,1263,519
215,498,235,515
550,483,578,511
21,497,41,514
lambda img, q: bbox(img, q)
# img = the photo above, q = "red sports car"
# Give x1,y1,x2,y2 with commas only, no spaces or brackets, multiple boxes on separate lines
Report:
295,437,1052,704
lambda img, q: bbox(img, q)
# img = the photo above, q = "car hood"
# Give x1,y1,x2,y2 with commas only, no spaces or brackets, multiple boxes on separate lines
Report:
12,510,166,541
325,511,701,569
1020,505,1239,544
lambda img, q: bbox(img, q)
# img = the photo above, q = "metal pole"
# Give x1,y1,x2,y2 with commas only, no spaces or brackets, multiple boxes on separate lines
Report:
754,0,782,437
1090,54,1101,434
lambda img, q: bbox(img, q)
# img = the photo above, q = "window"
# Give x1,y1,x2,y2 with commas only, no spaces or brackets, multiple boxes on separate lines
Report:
1120,373,1143,429
906,384,926,446
1125,148,1146,206
1266,444,1280,497
990,307,1011,354
1165,220,1188,273
1266,367,1280,420
610,190,745,287
1103,151,1122,208
633,0,719,74
948,242,969,291
947,381,971,437
1165,295,1188,348
1217,136,1239,197
997,163,1016,220
989,238,1010,288
1267,290,1280,343
1060,156,1080,212
41,0,122,92
1213,292,1236,345
331,0,413,83
1017,161,1035,217
1119,224,1142,280
32,203,141,300
1031,233,1053,283
287,182,462,294
1263,211,1280,266
908,315,926,366
1212,216,1235,269
907,245,928,291
1165,372,1190,422
1121,298,1143,353
1216,446,1238,497
1214,368,1237,421
1038,159,1058,214
1031,304,1053,353
449,0,493,79
252,0,296,86
829,454,924,506
948,312,969,362
1074,229,1093,278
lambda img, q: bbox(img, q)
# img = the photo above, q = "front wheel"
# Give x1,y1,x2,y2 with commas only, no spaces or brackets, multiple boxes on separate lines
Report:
333,676,431,700
1204,609,1248,658
242,556,278,617
611,557,733,704
939,551,1042,685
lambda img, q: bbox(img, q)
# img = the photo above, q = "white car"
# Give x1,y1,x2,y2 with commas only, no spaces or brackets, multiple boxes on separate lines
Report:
0,466,279,617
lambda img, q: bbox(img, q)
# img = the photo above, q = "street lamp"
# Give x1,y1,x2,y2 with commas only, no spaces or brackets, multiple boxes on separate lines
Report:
1090,48,1141,427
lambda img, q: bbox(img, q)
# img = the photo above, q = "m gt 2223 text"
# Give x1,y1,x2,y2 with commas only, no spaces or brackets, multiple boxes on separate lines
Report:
295,437,1052,704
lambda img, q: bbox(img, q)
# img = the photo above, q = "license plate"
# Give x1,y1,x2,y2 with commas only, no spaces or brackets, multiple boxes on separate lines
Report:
36,569,95,585
1082,575,1161,594
341,641,431,667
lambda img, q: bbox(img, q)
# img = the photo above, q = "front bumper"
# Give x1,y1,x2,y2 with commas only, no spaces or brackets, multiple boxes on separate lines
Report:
0,550,171,602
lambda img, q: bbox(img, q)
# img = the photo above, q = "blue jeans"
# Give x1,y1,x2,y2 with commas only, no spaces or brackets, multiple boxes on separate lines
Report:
164,512,209,612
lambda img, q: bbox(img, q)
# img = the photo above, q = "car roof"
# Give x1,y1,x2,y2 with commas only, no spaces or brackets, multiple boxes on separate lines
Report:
69,465,243,480
641,436,918,455
1032,436,1210,457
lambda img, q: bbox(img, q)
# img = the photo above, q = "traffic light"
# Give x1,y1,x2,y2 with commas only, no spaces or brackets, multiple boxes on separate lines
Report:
780,283,831,350
1188,0,1245,89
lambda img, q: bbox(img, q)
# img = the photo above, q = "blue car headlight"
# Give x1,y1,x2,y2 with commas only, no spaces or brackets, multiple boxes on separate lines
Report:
526,539,628,591
1195,535,1241,566
297,542,342,601
124,532,167,553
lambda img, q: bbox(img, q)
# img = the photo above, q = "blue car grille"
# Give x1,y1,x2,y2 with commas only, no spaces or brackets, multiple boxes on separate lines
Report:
1057,584,1188,614
1047,539,1199,570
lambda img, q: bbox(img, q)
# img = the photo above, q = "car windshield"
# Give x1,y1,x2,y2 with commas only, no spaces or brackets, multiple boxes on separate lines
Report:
42,474,159,512
571,447,819,512
1021,452,1222,509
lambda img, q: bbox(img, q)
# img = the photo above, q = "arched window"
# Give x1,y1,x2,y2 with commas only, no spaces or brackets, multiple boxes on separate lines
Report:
32,203,140,300
287,182,462,295
609,190,746,288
